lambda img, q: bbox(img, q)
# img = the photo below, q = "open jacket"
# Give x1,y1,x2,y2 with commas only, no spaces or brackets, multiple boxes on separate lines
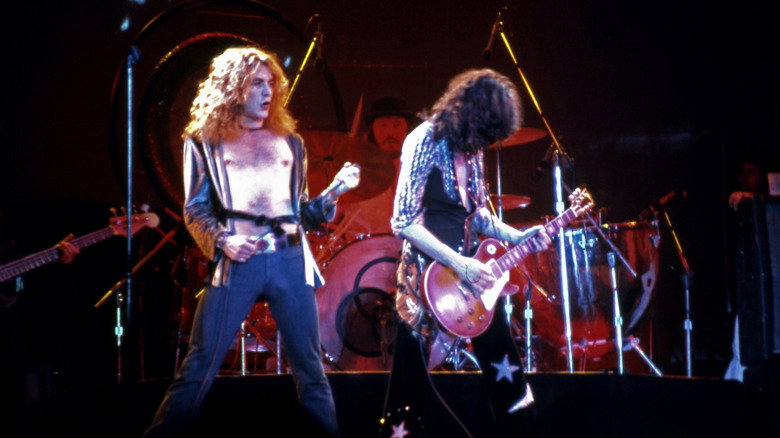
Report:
182,133,335,288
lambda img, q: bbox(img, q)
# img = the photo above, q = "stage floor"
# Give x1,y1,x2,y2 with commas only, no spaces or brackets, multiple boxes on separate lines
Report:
17,371,772,438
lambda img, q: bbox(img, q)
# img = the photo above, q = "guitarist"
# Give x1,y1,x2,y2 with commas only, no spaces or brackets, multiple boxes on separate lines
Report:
380,69,551,438
0,208,80,437
1,208,80,307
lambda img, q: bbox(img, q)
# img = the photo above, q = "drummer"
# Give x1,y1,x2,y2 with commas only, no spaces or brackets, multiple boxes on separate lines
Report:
333,97,416,240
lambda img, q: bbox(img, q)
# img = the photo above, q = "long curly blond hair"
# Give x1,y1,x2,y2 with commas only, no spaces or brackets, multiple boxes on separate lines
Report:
183,46,297,143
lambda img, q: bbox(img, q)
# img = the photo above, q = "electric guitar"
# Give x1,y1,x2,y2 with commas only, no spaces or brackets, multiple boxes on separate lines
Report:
0,212,160,284
421,188,593,338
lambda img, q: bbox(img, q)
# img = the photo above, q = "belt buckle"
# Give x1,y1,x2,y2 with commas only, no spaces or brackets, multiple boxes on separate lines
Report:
256,233,276,254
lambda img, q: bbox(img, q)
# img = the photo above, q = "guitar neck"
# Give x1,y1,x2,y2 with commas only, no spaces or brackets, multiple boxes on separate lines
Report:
495,208,577,274
0,227,116,283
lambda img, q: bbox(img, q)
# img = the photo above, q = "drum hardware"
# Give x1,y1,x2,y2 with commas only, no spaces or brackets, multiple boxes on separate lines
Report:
489,126,546,366
522,281,534,372
440,339,480,371
643,191,693,377
301,130,396,205
486,5,579,371
234,303,283,375
490,128,548,149
624,336,663,376
516,220,660,372
428,332,480,371
608,252,625,374
313,209,360,265
489,194,531,210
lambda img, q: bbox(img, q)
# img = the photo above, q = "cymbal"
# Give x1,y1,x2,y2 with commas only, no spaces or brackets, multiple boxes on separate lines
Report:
490,194,531,210
300,130,395,203
491,127,548,148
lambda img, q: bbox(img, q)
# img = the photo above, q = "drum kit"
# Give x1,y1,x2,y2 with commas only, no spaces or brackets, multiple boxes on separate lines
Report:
175,127,663,376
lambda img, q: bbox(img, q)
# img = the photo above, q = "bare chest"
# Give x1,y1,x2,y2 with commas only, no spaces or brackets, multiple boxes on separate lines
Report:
221,133,294,220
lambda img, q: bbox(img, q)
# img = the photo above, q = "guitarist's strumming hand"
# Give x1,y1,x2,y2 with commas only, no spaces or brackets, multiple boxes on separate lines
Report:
456,256,497,295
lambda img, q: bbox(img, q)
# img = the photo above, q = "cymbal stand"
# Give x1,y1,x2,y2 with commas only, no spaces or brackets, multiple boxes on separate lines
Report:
239,322,248,376
523,282,534,372
491,143,514,327
552,151,575,372
607,252,625,374
682,274,692,378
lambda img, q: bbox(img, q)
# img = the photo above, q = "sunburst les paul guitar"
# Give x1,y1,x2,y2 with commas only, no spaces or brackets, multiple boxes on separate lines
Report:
421,188,594,338
0,213,160,284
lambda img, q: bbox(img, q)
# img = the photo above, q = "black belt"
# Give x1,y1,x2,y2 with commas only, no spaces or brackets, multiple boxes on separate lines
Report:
252,232,301,255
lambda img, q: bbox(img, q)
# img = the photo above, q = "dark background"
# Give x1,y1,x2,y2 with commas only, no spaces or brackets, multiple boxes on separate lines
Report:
0,0,778,399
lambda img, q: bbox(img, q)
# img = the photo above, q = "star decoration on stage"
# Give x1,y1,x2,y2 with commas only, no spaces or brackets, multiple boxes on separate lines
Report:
391,420,410,438
492,354,520,383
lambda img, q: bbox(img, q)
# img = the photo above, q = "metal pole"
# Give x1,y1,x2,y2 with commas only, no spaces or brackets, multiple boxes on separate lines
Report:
553,157,574,372
608,252,624,374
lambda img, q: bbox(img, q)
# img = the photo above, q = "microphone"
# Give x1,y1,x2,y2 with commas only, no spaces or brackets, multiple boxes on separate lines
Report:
532,145,555,183
483,7,505,62
639,190,686,220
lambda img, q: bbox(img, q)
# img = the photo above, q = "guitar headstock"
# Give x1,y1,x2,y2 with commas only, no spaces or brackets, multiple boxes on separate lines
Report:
109,212,160,237
568,187,595,218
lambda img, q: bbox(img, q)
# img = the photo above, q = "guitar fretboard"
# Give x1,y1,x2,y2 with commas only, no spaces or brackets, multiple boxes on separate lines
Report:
495,208,577,273
0,228,115,283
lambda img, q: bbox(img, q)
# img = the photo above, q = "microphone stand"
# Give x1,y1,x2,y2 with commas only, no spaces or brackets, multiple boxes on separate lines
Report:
658,207,695,377
116,46,140,384
494,7,640,373
551,150,575,372
284,14,321,108
492,9,575,371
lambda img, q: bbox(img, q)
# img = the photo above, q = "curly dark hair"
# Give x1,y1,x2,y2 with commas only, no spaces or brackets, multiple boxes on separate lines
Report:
429,69,521,153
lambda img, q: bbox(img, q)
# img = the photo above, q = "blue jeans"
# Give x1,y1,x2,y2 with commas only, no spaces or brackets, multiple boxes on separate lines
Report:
145,245,339,437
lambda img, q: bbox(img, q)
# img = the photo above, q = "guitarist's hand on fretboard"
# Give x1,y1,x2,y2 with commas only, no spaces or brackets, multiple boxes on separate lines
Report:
57,234,80,264
516,225,552,253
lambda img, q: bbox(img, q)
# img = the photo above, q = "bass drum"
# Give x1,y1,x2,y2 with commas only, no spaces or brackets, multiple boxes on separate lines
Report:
516,220,660,360
317,234,402,371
